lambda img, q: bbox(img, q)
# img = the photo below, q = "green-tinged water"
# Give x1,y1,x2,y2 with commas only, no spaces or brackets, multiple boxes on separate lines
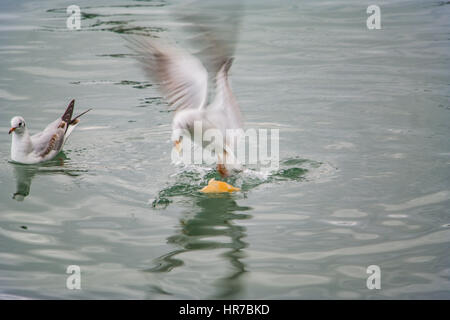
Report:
0,0,449,299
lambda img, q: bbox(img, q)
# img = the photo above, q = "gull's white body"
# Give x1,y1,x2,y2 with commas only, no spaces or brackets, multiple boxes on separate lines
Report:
9,100,89,164
11,119,78,164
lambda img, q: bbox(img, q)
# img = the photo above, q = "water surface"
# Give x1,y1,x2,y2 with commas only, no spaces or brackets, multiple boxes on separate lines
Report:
0,0,449,299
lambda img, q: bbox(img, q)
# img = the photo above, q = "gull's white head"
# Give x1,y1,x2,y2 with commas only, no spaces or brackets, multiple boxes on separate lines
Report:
9,116,26,135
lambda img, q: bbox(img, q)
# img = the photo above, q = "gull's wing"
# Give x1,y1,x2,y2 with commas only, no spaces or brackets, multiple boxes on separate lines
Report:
30,100,76,158
206,58,243,173
125,36,209,112
31,100,90,158
173,1,243,130
209,58,243,132
61,99,74,131
176,1,242,77
31,125,66,158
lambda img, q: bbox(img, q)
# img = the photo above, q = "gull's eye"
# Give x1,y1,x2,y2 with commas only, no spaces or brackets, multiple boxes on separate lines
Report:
18,122,22,127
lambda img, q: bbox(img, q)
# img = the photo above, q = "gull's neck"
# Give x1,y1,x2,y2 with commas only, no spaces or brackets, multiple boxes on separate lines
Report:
11,129,33,162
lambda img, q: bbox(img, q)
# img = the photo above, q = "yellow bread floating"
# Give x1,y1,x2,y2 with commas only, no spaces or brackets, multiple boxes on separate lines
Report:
200,178,240,193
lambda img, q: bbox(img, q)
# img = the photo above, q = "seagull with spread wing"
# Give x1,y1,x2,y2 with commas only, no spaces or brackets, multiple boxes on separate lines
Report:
126,35,244,177
9,99,91,164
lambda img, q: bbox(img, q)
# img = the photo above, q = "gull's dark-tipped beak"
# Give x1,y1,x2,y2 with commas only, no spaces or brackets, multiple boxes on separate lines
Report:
8,127,16,134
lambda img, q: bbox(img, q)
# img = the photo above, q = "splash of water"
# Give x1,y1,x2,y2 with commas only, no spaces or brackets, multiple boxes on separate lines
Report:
150,156,334,208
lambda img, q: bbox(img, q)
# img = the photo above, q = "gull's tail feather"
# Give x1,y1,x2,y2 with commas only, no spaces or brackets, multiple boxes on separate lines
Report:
63,107,91,145
61,99,75,127
62,105,91,145
70,108,92,125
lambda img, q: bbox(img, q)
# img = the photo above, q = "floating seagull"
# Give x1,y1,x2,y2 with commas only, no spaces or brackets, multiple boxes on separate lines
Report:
9,99,91,164
126,35,244,177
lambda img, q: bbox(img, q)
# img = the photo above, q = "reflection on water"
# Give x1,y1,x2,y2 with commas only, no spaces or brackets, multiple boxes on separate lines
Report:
147,194,252,299
12,164,36,201
10,152,85,201
145,158,322,298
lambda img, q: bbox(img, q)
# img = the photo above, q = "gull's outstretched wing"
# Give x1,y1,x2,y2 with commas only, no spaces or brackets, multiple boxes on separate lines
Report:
125,35,209,112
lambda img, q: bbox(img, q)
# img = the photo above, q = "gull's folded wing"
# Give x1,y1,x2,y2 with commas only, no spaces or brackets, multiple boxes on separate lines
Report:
31,126,66,158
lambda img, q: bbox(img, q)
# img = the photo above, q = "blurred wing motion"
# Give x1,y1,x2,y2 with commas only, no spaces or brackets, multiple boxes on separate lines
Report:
176,0,243,75
173,0,244,130
126,36,208,112
210,57,243,132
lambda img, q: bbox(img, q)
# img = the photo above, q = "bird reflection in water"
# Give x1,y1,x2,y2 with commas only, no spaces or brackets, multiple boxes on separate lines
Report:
10,152,82,201
147,194,252,299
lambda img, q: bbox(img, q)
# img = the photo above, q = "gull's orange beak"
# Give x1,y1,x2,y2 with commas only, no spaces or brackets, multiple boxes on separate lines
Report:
8,127,16,134
174,140,182,154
